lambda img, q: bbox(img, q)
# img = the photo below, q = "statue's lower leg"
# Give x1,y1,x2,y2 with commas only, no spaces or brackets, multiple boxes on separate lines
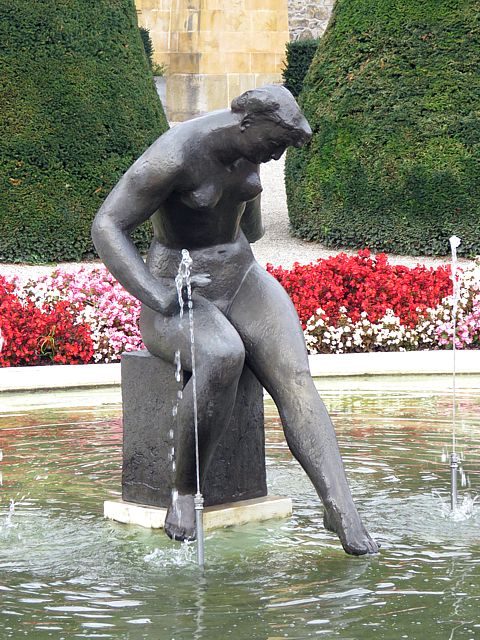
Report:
277,376,379,556
164,362,242,543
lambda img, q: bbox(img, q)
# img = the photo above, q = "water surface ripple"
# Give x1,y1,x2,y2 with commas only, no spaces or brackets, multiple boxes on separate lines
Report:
1,381,480,639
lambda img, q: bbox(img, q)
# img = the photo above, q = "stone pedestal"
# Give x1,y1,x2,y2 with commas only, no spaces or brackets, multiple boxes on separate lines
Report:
121,350,267,508
104,495,292,530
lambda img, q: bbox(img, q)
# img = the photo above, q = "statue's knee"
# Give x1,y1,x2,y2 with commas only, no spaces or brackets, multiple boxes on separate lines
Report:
206,340,245,385
221,342,245,381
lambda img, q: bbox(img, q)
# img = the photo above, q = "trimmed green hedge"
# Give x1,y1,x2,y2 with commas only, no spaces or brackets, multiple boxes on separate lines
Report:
282,38,319,97
286,0,480,257
139,26,154,69
0,0,168,263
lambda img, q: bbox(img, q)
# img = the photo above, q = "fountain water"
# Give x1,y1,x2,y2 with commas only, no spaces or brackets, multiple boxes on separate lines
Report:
449,235,461,512
3,379,480,637
5,498,15,527
169,350,182,510
175,249,205,568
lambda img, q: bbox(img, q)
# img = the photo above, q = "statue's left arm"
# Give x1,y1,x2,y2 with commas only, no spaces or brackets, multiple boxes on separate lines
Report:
241,195,265,243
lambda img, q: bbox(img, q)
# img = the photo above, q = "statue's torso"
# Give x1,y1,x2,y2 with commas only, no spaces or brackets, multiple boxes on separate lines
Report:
151,156,262,250
145,149,261,310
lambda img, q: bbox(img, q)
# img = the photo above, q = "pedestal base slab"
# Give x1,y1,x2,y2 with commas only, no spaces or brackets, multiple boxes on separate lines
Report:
104,496,292,531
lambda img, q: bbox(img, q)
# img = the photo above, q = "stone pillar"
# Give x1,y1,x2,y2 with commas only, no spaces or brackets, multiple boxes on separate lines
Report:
121,350,267,508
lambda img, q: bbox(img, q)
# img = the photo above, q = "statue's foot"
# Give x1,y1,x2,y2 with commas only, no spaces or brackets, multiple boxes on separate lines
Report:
164,493,196,542
323,508,379,556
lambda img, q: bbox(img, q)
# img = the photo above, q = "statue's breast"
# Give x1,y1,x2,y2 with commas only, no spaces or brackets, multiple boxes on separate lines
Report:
177,163,262,212
179,183,222,210
237,170,262,202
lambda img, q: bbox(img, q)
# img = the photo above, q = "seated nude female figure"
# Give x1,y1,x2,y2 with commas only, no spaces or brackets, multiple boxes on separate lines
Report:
92,85,378,555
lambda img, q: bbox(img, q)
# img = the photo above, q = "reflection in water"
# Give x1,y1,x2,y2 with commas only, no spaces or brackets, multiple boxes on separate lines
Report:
1,381,480,639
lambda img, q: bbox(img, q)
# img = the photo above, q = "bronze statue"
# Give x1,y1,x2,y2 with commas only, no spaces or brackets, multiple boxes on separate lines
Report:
92,85,378,555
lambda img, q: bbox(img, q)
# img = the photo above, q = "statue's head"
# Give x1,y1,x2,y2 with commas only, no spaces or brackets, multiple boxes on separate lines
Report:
230,85,312,163
232,85,312,146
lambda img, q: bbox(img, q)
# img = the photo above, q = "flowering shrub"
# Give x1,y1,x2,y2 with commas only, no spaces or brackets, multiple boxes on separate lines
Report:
429,261,480,350
267,249,452,328
22,268,143,363
290,253,480,355
0,251,479,365
0,276,93,366
305,308,435,354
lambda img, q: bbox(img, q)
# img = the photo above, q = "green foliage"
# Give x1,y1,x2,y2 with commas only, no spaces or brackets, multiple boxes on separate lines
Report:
0,0,169,263
139,26,154,69
152,61,167,77
286,0,480,257
282,38,319,97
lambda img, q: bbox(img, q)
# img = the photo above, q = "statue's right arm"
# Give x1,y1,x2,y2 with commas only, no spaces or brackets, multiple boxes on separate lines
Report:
91,140,177,314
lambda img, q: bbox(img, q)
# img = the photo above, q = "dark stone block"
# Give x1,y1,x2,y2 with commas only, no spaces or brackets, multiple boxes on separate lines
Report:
121,350,266,508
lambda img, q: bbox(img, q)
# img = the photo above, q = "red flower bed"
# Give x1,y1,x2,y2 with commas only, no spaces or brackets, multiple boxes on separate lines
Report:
0,276,94,366
267,249,453,328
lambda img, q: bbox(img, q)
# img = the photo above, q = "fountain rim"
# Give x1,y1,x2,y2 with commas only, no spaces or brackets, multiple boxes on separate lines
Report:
1,349,480,393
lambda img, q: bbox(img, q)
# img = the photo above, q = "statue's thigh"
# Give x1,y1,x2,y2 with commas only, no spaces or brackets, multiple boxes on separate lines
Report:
227,264,310,379
139,298,244,372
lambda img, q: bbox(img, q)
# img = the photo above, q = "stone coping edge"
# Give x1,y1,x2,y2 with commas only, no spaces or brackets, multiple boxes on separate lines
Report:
104,496,293,530
1,350,479,392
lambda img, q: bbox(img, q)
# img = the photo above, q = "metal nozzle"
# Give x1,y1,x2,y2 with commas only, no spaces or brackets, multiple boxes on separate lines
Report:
194,492,205,568
450,452,460,511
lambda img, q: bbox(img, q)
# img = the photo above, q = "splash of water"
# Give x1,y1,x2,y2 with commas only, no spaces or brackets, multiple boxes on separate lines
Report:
433,490,479,522
144,541,195,567
4,499,16,528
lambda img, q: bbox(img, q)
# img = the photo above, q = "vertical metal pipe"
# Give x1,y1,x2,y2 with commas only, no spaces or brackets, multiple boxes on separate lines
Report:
449,236,461,512
177,249,206,569
450,451,459,511
194,493,205,568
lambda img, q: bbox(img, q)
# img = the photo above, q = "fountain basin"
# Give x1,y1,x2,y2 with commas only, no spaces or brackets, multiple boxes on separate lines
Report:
1,377,480,639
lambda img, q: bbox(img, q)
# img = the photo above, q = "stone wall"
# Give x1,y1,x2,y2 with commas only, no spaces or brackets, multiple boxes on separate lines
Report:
288,0,334,41
135,0,172,70
136,0,290,121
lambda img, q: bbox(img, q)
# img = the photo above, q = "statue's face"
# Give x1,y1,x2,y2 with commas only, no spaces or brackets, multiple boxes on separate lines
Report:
239,117,311,165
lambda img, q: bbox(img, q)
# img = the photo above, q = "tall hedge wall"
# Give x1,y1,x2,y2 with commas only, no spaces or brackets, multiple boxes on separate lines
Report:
0,0,168,263
282,38,319,97
286,0,480,257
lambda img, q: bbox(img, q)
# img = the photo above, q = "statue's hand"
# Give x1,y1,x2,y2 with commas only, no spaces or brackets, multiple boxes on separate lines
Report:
153,274,210,316
190,273,211,289
145,278,180,316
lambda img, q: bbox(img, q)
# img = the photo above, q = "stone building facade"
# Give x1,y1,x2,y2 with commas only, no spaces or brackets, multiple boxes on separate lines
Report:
287,0,334,41
135,0,334,119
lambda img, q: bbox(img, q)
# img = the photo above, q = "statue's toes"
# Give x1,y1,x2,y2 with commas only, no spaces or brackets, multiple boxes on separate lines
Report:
343,533,380,556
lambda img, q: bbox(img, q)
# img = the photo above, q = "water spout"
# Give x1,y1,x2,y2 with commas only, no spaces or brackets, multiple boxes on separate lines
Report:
175,249,205,569
449,235,461,511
